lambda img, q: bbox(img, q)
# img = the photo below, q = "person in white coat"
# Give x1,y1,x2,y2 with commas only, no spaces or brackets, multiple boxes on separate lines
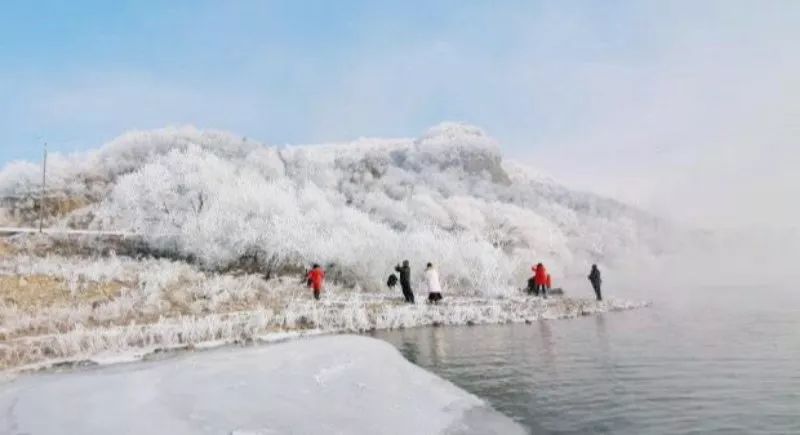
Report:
425,263,443,303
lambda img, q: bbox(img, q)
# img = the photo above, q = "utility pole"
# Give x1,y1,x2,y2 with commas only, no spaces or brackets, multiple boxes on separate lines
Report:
39,143,47,233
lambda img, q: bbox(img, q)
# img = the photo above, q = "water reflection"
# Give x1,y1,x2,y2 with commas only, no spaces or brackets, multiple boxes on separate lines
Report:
594,314,607,343
373,297,800,435
430,327,447,364
537,320,556,369
398,335,420,365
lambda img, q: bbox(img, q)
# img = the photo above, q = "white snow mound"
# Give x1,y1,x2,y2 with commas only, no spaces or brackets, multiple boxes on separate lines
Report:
0,335,524,435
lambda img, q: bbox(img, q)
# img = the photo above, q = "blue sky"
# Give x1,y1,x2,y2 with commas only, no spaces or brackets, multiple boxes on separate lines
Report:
0,0,658,159
1,1,799,226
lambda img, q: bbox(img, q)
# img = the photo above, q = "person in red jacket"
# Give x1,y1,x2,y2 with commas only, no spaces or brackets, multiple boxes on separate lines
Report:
534,263,548,298
306,264,325,300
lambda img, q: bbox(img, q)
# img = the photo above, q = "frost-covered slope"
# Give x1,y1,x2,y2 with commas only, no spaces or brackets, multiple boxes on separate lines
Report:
0,123,671,295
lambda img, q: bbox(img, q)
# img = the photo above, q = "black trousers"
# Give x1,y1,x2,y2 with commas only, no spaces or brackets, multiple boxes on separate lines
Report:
592,282,602,301
313,289,321,300
538,284,548,298
401,284,415,303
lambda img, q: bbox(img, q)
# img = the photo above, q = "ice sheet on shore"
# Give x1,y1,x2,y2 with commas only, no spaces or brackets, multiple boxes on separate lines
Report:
0,335,525,435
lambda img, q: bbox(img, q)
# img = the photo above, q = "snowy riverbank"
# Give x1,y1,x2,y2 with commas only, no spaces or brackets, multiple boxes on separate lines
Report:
0,122,664,373
0,334,526,435
0,249,648,372
2,292,647,373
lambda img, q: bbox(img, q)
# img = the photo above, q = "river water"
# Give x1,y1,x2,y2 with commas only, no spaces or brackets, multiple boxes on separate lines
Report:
374,285,800,434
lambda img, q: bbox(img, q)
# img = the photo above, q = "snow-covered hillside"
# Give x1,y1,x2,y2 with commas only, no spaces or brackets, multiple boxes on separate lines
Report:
0,123,671,295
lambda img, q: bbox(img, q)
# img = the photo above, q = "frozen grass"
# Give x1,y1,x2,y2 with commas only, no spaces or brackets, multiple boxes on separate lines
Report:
0,252,647,371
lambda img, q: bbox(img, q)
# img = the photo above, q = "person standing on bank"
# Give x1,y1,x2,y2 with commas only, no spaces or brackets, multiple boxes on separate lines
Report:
395,260,414,303
534,263,548,298
306,264,325,300
425,263,443,303
588,264,602,301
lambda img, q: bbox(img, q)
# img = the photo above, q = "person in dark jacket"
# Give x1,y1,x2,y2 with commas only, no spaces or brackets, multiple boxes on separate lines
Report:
395,260,414,303
588,264,602,301
527,276,537,295
387,273,398,290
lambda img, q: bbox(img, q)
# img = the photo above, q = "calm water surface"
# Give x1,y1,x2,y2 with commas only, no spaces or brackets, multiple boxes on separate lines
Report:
374,287,800,434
